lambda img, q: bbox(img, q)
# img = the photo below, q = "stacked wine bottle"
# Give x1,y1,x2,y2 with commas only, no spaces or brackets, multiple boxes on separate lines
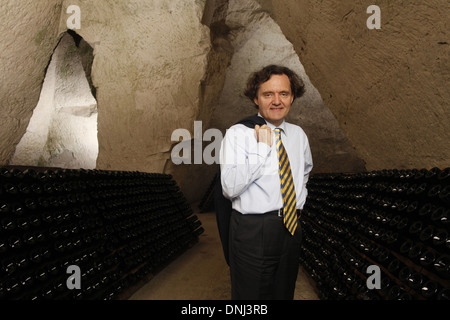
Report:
300,167,450,300
0,167,203,300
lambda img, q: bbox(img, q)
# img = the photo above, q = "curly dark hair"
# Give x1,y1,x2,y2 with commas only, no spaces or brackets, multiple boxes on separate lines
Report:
244,65,305,109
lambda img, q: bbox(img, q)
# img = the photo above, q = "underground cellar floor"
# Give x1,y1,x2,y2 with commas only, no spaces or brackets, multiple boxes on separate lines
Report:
129,212,319,300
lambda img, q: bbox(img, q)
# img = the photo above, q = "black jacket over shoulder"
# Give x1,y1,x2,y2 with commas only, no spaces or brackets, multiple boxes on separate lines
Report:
215,115,267,265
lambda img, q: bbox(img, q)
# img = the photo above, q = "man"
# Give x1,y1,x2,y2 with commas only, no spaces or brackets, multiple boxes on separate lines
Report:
219,65,313,300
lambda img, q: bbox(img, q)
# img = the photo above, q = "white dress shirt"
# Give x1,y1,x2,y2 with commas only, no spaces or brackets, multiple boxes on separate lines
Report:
220,115,313,214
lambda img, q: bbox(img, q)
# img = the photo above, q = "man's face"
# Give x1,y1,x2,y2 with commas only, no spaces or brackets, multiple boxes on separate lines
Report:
254,74,294,127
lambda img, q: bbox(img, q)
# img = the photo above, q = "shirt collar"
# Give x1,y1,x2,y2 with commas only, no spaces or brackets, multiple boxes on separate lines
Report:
257,113,287,135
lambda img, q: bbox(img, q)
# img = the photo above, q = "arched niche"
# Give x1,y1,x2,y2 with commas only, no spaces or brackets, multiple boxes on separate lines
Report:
11,30,98,169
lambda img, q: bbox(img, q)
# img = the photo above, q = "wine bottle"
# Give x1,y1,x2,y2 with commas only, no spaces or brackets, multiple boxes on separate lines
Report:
387,257,406,278
419,224,435,246
406,201,420,218
0,237,7,254
407,183,428,201
431,206,449,228
8,235,22,250
439,185,450,204
413,168,429,184
380,276,393,297
427,184,442,202
396,217,410,236
387,285,408,300
4,278,22,298
432,229,448,249
434,254,450,280
408,242,425,263
419,249,437,273
425,167,441,183
1,214,16,232
380,247,393,264
406,269,426,291
418,203,436,223
384,231,402,251
409,220,424,240
437,288,450,300
437,167,450,185
1,257,16,276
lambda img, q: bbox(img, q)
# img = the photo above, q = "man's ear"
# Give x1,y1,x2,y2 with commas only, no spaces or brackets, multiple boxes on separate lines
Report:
253,97,259,106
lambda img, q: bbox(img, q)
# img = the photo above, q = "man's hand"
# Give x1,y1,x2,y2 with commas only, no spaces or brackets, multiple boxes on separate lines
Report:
255,125,273,146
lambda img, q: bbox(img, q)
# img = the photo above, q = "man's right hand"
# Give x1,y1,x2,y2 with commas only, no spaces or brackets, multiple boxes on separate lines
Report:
255,125,273,146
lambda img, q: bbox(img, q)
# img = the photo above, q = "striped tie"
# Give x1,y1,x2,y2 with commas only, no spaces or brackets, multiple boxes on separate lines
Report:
274,128,298,235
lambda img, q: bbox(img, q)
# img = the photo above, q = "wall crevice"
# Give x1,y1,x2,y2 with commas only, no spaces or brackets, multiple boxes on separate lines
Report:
10,32,98,170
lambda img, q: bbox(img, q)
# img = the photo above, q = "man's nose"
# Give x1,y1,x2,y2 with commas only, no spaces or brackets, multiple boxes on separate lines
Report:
272,94,281,105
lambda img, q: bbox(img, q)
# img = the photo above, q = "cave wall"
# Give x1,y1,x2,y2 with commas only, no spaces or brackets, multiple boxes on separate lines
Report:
10,33,98,169
209,0,366,173
168,0,367,204
57,0,211,173
0,0,64,165
2,0,447,206
256,0,450,170
2,0,212,175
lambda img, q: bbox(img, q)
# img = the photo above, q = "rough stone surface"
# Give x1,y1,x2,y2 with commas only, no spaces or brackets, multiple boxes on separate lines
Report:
11,33,98,169
165,0,235,204
170,0,366,204
0,0,63,165
58,0,211,174
257,0,450,170
209,0,365,174
2,0,448,206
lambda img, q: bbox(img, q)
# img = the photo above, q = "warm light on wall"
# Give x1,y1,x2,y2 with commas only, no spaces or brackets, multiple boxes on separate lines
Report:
11,32,98,169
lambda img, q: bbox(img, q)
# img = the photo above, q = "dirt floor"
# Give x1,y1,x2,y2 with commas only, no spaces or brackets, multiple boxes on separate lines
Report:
129,212,319,300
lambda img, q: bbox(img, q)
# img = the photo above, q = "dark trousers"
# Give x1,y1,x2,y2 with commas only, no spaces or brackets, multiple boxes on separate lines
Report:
229,209,302,300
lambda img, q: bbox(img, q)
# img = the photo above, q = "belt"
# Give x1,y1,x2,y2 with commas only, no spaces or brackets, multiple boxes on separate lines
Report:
233,209,301,218
266,208,302,218
265,208,284,217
